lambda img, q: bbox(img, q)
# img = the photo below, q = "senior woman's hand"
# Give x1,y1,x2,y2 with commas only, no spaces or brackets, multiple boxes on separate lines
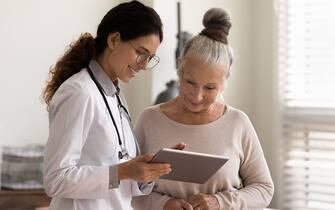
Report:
188,193,219,210
163,198,193,210
170,142,186,150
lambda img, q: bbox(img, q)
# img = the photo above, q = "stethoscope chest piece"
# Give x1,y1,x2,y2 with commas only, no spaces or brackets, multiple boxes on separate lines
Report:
118,151,123,159
118,148,131,160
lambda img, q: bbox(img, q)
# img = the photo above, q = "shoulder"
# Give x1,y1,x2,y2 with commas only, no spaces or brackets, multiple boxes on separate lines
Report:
226,106,259,148
137,104,162,121
222,105,256,134
50,69,95,109
225,106,251,123
60,69,93,92
134,104,162,131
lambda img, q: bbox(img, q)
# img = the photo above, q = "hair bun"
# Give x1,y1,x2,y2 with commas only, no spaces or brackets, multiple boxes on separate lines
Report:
200,8,231,44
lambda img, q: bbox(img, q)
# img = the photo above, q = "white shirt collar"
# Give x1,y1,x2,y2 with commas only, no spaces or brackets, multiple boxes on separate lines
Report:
88,59,119,96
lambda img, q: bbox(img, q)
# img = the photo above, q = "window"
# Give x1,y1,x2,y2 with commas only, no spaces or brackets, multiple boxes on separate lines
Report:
277,0,335,209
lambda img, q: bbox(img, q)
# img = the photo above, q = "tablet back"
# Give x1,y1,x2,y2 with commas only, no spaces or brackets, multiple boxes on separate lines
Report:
151,148,229,184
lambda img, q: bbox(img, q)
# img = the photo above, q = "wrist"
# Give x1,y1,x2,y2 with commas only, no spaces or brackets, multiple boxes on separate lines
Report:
117,162,128,181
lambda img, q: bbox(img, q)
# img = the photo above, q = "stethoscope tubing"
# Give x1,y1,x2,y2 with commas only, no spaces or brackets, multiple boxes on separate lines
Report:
86,67,140,158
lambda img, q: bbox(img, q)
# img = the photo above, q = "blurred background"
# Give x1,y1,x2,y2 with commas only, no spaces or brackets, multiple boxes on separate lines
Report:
1,0,334,209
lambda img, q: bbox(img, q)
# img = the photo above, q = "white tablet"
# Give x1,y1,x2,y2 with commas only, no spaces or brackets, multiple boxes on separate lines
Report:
150,148,229,184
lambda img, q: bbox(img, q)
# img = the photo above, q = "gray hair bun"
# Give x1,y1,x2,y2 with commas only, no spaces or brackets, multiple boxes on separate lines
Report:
200,8,231,44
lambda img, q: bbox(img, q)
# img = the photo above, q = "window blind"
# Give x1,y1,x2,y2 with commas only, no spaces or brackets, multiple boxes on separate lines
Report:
277,0,335,209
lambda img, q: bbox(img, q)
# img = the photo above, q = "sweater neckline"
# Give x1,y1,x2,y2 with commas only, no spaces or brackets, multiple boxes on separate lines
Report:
155,104,230,127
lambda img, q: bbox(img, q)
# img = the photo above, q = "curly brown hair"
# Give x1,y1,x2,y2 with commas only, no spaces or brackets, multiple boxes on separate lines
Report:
42,33,95,106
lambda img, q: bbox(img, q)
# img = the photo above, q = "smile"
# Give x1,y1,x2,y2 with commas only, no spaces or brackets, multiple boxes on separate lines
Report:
128,65,138,75
188,99,204,106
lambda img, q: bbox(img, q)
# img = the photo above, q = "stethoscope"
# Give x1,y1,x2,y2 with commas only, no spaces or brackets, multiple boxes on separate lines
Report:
86,66,140,160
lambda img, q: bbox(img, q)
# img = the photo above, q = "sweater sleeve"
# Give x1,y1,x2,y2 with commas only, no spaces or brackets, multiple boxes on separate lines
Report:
134,110,147,155
133,109,172,210
215,114,274,210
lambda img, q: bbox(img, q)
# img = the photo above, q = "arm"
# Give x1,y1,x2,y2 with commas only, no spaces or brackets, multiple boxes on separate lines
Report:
215,114,274,210
43,83,110,199
133,110,147,155
132,111,169,209
214,156,274,210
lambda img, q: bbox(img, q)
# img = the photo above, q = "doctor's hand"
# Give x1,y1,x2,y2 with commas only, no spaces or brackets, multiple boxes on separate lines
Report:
163,198,193,210
118,154,171,183
188,193,219,210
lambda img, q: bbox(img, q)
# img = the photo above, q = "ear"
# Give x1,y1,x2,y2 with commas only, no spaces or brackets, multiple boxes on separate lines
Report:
107,32,121,50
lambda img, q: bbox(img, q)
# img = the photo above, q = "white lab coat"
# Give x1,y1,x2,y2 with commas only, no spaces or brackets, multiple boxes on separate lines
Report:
43,60,153,210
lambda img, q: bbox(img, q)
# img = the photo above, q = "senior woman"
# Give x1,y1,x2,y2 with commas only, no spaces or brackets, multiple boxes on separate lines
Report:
132,7,274,210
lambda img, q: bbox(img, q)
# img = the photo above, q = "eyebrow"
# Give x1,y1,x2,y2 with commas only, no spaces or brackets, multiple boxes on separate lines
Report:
137,45,157,56
137,46,150,54
185,77,218,86
202,82,218,86
184,70,220,83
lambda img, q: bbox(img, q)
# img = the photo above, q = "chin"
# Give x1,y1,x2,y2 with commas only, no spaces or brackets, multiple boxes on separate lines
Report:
185,101,207,113
188,106,207,113
119,74,134,83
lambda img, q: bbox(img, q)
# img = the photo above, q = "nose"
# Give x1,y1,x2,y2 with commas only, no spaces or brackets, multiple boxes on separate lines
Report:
191,87,203,101
138,58,150,70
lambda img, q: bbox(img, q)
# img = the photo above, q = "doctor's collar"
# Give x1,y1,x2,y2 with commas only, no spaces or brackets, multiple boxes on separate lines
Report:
88,60,119,96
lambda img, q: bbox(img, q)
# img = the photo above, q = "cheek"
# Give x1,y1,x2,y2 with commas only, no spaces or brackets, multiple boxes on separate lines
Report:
109,53,123,68
205,91,220,103
179,82,191,95
114,48,134,66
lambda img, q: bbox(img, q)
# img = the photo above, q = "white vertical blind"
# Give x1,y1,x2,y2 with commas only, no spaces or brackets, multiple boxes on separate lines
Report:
278,0,335,109
277,0,335,209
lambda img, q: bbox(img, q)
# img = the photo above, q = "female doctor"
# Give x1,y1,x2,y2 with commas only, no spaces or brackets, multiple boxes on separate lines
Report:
42,1,173,210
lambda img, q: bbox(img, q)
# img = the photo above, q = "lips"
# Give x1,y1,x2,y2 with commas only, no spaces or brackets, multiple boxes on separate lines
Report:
128,65,138,76
187,98,204,106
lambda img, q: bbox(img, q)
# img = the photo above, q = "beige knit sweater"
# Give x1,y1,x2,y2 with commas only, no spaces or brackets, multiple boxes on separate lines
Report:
132,105,274,210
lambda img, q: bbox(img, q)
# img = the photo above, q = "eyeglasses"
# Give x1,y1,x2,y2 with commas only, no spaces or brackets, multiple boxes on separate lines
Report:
128,41,160,70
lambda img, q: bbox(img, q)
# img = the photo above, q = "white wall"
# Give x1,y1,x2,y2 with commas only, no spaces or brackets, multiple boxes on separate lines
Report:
0,0,116,147
249,0,279,207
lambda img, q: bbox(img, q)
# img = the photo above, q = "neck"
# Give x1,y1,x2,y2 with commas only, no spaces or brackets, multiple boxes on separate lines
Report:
96,52,118,82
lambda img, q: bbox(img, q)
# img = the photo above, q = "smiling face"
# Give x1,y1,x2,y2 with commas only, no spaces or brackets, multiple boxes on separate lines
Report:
178,55,226,113
101,32,160,82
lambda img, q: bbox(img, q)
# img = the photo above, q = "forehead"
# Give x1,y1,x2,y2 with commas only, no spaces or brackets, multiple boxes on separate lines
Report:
129,34,160,54
181,56,225,82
